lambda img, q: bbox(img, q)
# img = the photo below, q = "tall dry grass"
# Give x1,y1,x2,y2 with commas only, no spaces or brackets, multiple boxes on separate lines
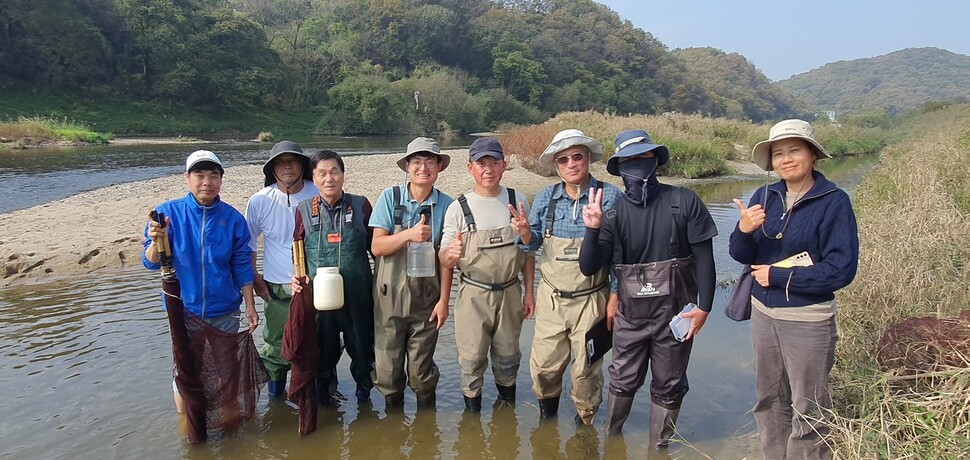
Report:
829,106,970,459
500,111,757,178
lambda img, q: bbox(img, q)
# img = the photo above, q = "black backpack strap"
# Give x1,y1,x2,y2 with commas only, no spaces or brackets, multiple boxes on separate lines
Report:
392,186,405,227
457,194,476,232
669,189,685,258
544,183,561,238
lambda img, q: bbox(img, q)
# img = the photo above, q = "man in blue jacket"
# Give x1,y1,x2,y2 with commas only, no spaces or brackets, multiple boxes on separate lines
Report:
143,150,258,413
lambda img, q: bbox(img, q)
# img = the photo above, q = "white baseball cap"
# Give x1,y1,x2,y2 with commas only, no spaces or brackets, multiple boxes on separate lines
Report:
185,150,224,173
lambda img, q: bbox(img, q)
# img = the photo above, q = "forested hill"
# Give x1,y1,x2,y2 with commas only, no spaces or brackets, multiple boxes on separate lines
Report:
670,47,808,121
0,0,800,134
776,47,970,114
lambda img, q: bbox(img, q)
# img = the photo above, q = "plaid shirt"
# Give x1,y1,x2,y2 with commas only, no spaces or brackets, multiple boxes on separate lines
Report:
519,176,622,252
518,176,622,291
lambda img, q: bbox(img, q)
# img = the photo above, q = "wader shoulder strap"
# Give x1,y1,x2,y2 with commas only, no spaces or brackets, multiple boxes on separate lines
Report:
457,194,476,232
392,186,405,228
347,194,367,235
298,197,322,233
669,190,685,258
457,188,517,233
544,183,561,238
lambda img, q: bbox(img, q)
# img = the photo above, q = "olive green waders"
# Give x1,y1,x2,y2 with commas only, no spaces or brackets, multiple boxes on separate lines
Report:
260,283,293,381
530,234,609,425
373,213,441,406
454,223,527,401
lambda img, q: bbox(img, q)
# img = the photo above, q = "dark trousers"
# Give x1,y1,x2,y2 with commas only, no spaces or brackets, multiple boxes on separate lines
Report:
608,304,692,409
316,290,375,390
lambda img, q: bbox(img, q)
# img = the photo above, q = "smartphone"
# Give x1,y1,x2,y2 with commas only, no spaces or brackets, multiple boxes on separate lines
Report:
669,303,695,342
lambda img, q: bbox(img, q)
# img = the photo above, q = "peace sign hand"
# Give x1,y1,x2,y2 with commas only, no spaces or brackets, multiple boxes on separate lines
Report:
733,198,766,234
508,201,532,243
582,187,604,229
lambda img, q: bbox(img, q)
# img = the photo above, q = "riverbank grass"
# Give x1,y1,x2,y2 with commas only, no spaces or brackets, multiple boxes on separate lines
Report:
0,116,112,147
830,104,970,459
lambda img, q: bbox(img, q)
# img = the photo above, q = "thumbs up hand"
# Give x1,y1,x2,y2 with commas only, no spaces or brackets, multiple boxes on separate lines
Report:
733,198,766,233
410,213,431,242
442,228,463,269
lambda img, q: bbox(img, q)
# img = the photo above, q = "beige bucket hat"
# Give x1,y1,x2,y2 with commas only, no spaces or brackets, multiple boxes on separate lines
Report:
538,129,604,174
396,137,450,172
752,119,831,171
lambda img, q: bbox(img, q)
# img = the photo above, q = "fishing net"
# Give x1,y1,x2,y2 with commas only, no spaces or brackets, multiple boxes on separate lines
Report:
282,277,319,435
164,277,269,443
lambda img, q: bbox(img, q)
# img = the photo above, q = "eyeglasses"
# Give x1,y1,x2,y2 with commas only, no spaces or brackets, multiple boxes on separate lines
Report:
409,159,439,170
554,152,586,165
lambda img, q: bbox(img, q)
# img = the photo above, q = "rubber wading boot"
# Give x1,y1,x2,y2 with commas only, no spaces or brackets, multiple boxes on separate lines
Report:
648,403,680,448
538,397,560,418
415,392,436,408
496,384,516,402
355,384,371,403
267,377,286,398
464,395,483,412
384,393,405,409
603,393,635,435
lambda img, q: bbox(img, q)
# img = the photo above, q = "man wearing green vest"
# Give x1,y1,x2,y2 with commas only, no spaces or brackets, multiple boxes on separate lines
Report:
291,150,376,404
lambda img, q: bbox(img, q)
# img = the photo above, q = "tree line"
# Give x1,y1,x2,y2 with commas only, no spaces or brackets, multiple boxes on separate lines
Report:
0,0,806,134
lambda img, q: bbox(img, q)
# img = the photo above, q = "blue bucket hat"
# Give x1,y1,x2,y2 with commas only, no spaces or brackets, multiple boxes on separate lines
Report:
606,129,669,176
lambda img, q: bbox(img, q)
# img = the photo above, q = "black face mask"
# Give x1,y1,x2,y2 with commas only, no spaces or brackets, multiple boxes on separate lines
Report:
618,157,659,206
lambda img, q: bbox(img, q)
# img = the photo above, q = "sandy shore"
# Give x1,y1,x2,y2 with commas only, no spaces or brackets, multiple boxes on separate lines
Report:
0,150,765,287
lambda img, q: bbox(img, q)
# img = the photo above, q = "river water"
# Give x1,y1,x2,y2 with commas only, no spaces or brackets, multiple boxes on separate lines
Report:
0,151,876,459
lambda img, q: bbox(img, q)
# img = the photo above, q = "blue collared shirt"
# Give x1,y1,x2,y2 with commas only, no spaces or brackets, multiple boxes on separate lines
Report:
518,176,622,253
369,183,454,247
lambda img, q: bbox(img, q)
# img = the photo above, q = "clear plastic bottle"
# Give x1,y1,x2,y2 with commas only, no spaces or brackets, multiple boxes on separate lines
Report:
406,241,436,277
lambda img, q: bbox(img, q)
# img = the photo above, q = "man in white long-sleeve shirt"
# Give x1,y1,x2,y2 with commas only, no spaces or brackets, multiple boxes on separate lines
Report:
245,140,318,397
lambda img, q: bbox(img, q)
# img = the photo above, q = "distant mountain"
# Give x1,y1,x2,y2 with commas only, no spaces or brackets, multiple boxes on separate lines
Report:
776,47,970,114
670,47,809,122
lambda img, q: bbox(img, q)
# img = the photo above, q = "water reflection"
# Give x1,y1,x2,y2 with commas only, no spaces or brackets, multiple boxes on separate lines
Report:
0,156,877,458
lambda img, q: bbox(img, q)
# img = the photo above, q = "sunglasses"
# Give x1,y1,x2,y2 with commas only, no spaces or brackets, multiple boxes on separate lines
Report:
554,152,586,165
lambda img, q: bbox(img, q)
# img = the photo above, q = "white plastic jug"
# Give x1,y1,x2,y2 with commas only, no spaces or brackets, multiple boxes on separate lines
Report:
406,241,436,278
313,267,344,311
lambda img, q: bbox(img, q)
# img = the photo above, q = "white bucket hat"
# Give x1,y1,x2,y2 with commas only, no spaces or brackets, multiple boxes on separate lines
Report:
538,129,603,174
752,119,831,171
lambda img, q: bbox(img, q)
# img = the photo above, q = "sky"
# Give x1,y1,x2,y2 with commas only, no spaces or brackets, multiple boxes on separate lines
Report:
597,0,970,81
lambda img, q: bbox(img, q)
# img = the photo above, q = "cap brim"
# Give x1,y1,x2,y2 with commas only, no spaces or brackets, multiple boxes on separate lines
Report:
751,134,829,171
469,152,504,162
606,144,669,176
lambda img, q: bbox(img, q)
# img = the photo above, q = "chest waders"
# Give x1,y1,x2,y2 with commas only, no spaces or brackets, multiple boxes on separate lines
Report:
298,194,375,401
531,183,610,424
373,186,442,406
454,188,526,406
603,192,697,446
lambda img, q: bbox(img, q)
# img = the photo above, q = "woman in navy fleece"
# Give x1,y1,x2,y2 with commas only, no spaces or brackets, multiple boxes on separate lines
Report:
730,119,858,460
